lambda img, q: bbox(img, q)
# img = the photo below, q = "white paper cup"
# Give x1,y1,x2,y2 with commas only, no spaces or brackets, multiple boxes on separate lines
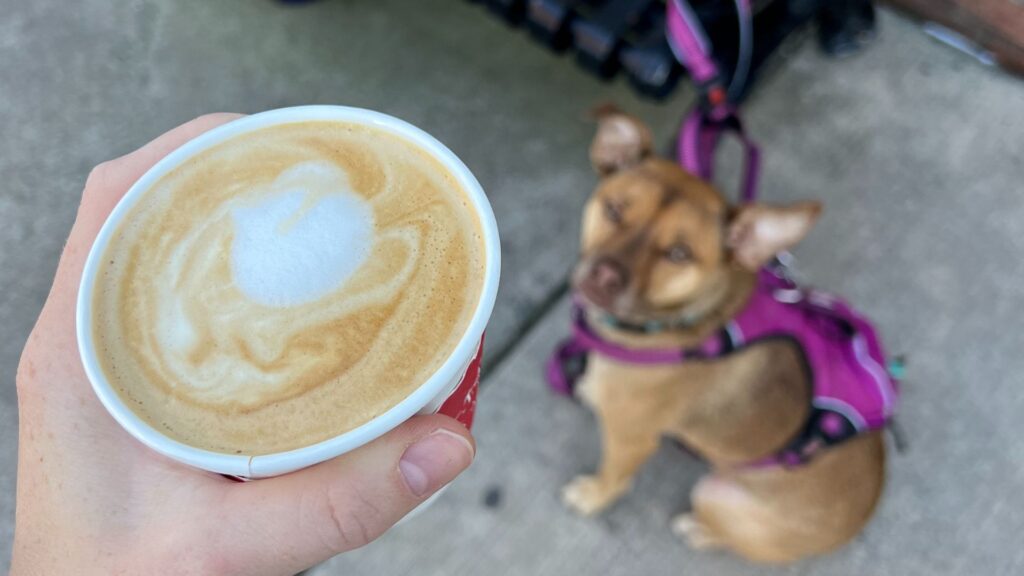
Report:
76,106,500,478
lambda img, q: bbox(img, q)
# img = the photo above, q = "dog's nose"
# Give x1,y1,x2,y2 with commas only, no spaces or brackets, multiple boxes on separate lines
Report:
590,257,629,296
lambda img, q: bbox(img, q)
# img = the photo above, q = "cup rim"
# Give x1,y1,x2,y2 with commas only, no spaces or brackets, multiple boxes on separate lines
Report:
76,105,500,477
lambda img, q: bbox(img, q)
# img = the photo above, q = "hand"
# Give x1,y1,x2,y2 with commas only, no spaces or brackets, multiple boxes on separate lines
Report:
11,114,475,576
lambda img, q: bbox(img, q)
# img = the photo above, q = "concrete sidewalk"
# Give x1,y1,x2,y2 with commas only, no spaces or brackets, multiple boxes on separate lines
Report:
2,1,1024,574
317,8,1024,576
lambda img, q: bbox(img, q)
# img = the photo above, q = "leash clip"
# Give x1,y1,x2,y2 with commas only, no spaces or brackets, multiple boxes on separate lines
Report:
771,251,807,285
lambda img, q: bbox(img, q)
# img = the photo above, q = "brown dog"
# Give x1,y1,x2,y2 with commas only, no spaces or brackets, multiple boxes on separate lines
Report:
561,108,886,564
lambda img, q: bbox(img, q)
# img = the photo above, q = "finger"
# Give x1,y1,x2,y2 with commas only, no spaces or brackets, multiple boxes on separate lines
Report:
74,112,245,241
210,415,475,576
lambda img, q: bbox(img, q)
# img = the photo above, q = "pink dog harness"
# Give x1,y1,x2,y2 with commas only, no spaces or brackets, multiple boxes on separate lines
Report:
546,262,900,467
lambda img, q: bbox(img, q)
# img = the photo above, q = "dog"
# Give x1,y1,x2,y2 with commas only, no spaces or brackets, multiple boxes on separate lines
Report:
557,107,893,564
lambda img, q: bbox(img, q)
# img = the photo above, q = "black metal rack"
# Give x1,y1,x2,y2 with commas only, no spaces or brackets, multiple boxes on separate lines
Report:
467,0,876,100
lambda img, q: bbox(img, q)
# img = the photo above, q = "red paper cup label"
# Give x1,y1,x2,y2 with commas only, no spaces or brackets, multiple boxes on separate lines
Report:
436,338,483,430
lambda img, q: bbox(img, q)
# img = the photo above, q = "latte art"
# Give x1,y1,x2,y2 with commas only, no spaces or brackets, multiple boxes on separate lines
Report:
92,121,485,455
152,161,395,407
229,162,375,307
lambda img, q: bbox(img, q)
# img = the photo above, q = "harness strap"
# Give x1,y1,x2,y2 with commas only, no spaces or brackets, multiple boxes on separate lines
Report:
545,302,742,398
678,107,761,202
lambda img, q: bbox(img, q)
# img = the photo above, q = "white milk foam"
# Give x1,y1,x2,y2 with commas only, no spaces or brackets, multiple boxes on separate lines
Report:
230,162,374,307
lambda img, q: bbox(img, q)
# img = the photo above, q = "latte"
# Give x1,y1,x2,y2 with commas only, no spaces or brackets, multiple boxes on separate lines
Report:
91,120,485,455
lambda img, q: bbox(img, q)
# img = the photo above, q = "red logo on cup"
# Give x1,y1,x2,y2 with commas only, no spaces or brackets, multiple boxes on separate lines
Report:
437,338,483,430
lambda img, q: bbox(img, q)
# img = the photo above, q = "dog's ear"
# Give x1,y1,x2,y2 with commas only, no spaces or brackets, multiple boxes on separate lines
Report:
726,202,822,271
589,104,653,176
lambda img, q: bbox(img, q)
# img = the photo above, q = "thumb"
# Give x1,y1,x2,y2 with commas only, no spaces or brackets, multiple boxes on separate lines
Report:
211,414,475,576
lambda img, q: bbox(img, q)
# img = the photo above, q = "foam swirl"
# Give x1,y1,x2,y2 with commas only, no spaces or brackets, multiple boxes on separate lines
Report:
92,121,484,455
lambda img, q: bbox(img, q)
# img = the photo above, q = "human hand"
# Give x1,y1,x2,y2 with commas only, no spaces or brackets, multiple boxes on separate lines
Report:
11,114,475,576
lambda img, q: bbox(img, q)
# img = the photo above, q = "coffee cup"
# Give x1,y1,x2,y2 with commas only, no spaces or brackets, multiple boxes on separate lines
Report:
76,106,500,478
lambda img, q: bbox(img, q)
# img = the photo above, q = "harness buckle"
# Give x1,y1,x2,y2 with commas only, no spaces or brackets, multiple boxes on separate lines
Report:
888,417,909,455
770,251,806,285
707,85,727,108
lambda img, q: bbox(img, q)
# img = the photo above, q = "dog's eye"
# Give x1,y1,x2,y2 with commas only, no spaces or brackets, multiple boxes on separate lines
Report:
665,244,692,263
603,200,624,225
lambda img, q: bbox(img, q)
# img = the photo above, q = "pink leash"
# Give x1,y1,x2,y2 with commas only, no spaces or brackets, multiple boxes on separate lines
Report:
667,0,761,203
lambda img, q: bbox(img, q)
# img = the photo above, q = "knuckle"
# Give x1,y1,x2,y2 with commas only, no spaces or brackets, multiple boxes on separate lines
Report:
15,336,45,399
195,112,231,123
14,357,33,393
192,112,242,128
82,160,115,201
85,161,113,188
309,484,385,553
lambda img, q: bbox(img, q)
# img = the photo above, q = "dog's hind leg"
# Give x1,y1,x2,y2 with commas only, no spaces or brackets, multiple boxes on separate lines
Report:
675,474,806,564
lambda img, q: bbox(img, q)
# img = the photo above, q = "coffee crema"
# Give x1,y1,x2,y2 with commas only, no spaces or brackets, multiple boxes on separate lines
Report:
92,120,485,455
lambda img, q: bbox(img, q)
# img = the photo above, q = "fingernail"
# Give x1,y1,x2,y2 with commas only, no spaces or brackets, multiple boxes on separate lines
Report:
400,429,475,498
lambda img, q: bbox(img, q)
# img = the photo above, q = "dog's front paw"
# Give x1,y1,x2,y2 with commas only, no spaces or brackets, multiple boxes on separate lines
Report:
671,513,722,550
562,475,615,516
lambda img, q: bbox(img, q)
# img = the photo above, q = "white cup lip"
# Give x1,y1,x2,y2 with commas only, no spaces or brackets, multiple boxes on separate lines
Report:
76,105,501,478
